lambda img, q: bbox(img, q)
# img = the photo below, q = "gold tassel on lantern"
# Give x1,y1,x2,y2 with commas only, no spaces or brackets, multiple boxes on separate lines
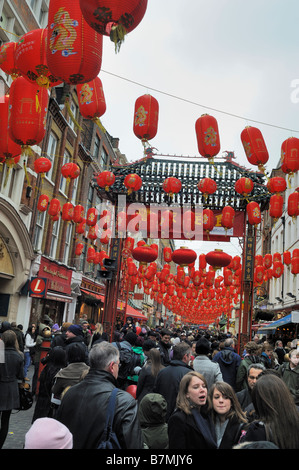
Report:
110,24,127,53
64,97,83,131
93,117,106,133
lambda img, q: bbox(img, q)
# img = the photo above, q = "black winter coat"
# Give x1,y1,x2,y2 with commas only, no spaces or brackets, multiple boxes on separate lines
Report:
0,348,24,411
56,369,143,449
154,360,193,421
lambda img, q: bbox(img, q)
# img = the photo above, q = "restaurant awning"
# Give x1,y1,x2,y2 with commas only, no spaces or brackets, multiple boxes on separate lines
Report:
80,288,104,301
257,313,293,333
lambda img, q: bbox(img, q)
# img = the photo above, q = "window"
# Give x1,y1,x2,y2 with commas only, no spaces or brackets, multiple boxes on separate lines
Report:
68,101,79,133
46,132,58,182
71,174,78,205
100,146,108,169
49,219,60,259
33,211,46,251
63,223,73,264
94,135,100,160
59,149,71,195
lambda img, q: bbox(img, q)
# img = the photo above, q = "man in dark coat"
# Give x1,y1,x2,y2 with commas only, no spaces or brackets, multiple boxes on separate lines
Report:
213,338,241,391
154,342,193,421
157,328,172,366
56,341,143,449
64,324,89,365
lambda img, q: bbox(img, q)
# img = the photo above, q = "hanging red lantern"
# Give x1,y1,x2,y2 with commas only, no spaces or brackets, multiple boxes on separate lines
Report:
61,162,80,181
61,202,74,222
221,206,235,231
266,176,287,194
76,218,86,234
0,42,21,79
86,207,98,226
172,247,197,267
88,225,99,241
48,198,61,217
124,173,142,195
287,192,299,220
160,210,174,232
0,95,22,160
15,28,62,88
234,177,254,197
223,268,233,287
283,250,291,266
241,126,269,173
163,247,172,263
96,170,115,191
281,137,299,183
47,0,103,84
73,205,84,224
124,237,135,252
87,246,96,263
255,254,264,267
291,256,299,275
79,0,148,52
195,114,220,163
205,249,232,271
8,77,48,151
254,265,264,284
37,194,49,212
132,244,158,264
133,94,159,148
203,208,215,236
34,157,52,177
77,76,106,120
162,177,182,199
269,194,283,222
263,254,272,269
197,177,217,201
272,261,284,279
75,243,84,256
246,201,261,226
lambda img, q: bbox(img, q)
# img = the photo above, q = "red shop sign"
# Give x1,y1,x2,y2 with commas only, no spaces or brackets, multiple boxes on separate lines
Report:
39,258,72,295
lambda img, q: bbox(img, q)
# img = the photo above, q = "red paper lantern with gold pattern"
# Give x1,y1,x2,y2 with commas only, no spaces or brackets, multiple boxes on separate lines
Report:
283,250,291,266
77,76,106,120
133,94,159,146
62,202,74,221
221,206,235,231
124,173,142,195
46,0,103,84
266,176,287,194
86,207,98,226
75,243,84,256
34,157,52,176
15,28,62,88
241,126,269,172
246,201,261,226
203,208,215,235
195,114,220,162
163,247,172,263
87,246,96,263
272,261,284,279
0,42,21,79
132,244,158,264
206,250,232,271
291,256,299,275
96,170,115,191
79,0,148,52
172,247,197,267
37,194,49,212
73,205,84,224
197,177,217,200
8,77,49,149
48,198,61,217
88,225,98,240
281,137,299,178
162,177,182,198
269,194,283,222
76,218,86,234
263,254,272,269
234,177,254,197
61,162,80,180
287,192,299,219
0,95,22,160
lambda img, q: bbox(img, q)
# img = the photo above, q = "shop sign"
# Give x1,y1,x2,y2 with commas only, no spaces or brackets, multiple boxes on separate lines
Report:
39,257,72,295
29,277,48,298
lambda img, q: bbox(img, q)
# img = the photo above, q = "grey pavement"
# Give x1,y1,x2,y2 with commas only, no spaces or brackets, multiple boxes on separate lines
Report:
2,364,36,449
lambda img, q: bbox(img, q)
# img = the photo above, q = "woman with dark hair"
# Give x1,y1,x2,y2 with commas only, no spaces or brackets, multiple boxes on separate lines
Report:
240,374,299,449
0,330,24,448
32,346,67,422
136,347,164,403
168,371,217,449
209,382,248,448
24,325,36,380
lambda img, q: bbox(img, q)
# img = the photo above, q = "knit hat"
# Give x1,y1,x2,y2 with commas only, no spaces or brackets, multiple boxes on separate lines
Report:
52,323,60,332
24,418,73,449
67,324,83,337
196,336,211,355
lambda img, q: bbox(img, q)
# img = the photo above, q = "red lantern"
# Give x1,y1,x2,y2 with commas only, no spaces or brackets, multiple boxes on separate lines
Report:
266,176,287,194
133,94,159,147
87,246,96,263
0,95,22,160
206,249,232,270
163,247,172,263
61,162,80,180
272,261,284,279
37,194,49,212
96,170,115,191
34,157,52,177
132,244,158,264
86,207,98,226
197,177,217,200
77,76,106,119
61,202,74,221
287,192,299,220
283,251,291,266
76,218,86,234
255,254,264,267
234,177,254,197
15,28,62,88
79,0,148,52
291,256,299,275
172,247,197,267
246,201,261,226
48,198,61,217
160,210,174,232
8,77,48,150
88,225,99,241
124,173,142,194
263,254,272,269
47,0,103,84
254,265,264,284
221,206,235,231
73,205,84,224
281,137,299,181
195,114,220,162
241,126,269,172
75,243,84,256
269,194,283,222
223,268,233,287
0,42,21,79
162,177,182,198
203,208,215,235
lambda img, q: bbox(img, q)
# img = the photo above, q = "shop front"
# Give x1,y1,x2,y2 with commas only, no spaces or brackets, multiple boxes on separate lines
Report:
77,277,105,328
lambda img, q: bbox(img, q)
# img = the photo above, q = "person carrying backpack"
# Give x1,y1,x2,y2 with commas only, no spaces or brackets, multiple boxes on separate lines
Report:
112,331,141,390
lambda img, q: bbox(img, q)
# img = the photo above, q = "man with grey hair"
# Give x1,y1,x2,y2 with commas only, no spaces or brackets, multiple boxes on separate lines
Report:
56,341,143,449
212,337,242,391
236,363,265,415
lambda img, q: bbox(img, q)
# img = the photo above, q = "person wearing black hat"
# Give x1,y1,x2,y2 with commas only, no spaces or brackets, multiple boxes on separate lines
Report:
193,337,223,390
64,325,89,365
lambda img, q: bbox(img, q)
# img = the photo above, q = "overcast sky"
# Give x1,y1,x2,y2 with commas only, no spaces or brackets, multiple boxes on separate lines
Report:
97,0,299,258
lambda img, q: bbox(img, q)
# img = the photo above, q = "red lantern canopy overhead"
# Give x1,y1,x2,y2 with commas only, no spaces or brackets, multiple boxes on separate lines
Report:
96,170,115,191
266,176,287,194
8,77,49,151
0,42,21,79
79,0,148,52
77,76,106,124
241,126,269,173
124,173,142,195
47,0,103,84
133,94,159,148
195,114,220,163
162,177,182,198
172,247,197,267
205,249,232,271
281,137,299,182
197,177,217,201
14,28,62,88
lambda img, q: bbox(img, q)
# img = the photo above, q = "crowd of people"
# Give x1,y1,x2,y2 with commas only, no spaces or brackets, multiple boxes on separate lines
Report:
0,315,299,450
